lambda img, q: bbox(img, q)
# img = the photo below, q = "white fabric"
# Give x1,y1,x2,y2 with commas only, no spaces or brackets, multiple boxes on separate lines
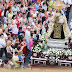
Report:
1,10,4,16
19,17,23,22
47,39,68,48
47,11,54,16
25,30,31,49
12,7,17,15
3,33,8,39
25,30,31,42
27,26,31,29
0,59,2,66
9,61,14,66
32,22,35,26
16,6,20,12
0,38,5,48
6,46,13,53
13,19,16,24
28,17,33,23
10,24,18,34
42,26,46,33
64,0,72,7
5,0,9,3
64,0,72,4
42,6,47,10
32,13,37,17
23,18,27,23
41,1,44,6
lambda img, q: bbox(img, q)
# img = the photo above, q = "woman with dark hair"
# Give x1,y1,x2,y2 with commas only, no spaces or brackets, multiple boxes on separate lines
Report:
20,5,24,14
20,36,27,63
14,37,20,46
40,9,46,24
8,9,13,19
6,40,13,59
20,36,27,55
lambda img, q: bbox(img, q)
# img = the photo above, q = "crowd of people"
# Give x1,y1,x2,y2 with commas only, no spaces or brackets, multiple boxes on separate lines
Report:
0,0,72,69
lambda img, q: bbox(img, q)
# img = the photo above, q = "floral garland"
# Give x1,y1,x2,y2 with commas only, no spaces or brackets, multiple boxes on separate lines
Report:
32,32,48,53
32,31,72,63
46,48,72,63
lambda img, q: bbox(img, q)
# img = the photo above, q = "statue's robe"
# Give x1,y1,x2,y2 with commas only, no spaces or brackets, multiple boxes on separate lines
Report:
50,22,65,39
46,10,71,40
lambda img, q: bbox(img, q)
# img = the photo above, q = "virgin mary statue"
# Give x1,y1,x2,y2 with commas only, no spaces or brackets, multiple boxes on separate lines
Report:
46,0,71,40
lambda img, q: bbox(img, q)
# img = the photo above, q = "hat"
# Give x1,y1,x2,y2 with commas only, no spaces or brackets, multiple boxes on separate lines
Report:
27,26,31,29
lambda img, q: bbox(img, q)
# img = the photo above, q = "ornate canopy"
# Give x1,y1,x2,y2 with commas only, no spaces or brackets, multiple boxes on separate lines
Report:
53,0,65,10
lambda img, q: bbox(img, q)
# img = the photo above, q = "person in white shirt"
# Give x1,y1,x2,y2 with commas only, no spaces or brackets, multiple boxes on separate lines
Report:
31,25,34,32
64,0,71,21
12,4,18,15
25,26,31,49
0,34,5,58
0,29,3,34
47,8,54,16
31,9,38,18
19,13,23,23
42,3,47,11
32,19,36,26
64,0,72,6
10,20,18,35
16,4,20,13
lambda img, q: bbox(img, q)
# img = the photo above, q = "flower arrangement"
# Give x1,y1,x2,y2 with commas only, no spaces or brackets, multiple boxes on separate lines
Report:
41,32,48,41
32,46,41,53
46,48,72,63
32,32,48,53
65,49,72,56
46,48,65,56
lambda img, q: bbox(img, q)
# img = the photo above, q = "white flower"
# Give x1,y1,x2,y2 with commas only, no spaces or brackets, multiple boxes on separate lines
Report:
56,57,59,63
65,49,72,56
59,18,64,24
39,43,42,47
36,44,39,46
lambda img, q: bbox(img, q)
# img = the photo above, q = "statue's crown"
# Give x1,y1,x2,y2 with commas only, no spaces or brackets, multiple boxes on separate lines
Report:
53,0,65,10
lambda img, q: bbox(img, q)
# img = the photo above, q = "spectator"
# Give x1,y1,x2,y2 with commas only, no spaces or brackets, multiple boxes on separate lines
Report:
12,4,18,15
29,33,33,61
8,9,13,19
34,1,40,11
25,26,31,49
12,51,22,68
0,8,2,21
42,3,47,11
0,34,5,58
18,27,22,36
6,40,13,59
4,58,11,69
48,0,53,10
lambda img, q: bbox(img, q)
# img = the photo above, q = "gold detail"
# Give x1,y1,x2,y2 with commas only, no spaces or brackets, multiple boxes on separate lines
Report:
53,0,65,10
